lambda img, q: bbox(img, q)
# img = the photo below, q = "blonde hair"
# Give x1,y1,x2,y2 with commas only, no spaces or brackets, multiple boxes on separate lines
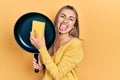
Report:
54,5,79,38
49,5,80,55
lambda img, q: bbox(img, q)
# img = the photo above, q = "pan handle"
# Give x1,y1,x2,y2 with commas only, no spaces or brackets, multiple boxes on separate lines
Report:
34,54,39,73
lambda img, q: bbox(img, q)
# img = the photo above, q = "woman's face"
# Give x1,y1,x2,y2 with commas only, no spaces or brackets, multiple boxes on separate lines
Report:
57,9,76,34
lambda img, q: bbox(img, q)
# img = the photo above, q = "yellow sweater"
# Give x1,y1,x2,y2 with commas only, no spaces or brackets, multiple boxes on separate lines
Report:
39,38,84,80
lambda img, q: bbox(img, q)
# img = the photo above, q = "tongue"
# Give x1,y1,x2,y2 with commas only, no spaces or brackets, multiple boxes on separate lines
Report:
59,25,66,31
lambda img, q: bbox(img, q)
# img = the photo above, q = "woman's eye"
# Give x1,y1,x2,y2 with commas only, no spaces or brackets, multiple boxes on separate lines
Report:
60,15,65,18
70,18,74,21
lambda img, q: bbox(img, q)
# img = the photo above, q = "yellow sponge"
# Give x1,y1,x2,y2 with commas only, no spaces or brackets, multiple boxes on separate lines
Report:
32,20,45,39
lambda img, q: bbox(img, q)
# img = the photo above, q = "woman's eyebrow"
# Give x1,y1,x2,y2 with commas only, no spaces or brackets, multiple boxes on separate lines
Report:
69,16,75,19
60,13,75,19
60,13,66,16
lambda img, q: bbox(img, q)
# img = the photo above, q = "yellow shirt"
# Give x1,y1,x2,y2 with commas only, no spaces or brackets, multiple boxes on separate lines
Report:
39,38,84,80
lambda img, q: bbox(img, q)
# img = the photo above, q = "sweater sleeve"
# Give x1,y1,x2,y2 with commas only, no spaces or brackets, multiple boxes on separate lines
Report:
39,42,83,80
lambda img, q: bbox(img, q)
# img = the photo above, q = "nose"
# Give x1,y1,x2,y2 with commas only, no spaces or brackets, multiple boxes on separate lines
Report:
63,18,68,23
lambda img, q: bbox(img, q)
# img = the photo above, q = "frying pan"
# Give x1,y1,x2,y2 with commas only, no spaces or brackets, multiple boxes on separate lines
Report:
14,12,55,73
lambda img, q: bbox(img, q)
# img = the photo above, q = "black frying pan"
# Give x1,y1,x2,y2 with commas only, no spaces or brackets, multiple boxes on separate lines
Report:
14,12,55,73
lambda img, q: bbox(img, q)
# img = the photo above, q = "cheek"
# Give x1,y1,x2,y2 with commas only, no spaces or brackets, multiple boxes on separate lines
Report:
56,18,62,27
69,22,75,28
56,22,60,30
68,23,75,31
57,17,63,23
56,21,60,27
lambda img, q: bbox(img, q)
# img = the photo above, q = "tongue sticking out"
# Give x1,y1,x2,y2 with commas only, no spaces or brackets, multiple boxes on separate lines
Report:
59,24,67,31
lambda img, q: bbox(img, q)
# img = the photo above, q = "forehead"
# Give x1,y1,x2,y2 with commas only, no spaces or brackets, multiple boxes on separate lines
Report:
60,9,76,17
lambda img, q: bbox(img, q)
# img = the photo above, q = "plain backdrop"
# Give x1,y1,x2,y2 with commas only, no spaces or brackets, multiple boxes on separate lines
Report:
0,0,120,80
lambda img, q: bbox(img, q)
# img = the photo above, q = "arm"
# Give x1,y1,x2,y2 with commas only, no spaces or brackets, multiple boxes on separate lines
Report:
39,42,83,80
30,31,83,79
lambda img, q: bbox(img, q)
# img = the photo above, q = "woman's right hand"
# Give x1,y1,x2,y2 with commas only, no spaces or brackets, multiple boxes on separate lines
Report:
32,58,44,71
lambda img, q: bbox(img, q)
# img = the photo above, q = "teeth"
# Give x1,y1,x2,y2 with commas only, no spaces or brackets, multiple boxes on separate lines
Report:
60,24,67,28
59,24,67,31
61,24,67,28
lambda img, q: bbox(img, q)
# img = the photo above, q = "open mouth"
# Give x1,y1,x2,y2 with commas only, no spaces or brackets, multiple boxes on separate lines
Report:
59,24,68,31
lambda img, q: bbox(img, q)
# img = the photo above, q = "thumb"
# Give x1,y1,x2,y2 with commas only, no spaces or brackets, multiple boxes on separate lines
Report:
34,30,39,38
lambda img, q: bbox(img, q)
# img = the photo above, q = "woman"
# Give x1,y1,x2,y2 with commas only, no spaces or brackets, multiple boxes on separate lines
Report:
30,5,84,80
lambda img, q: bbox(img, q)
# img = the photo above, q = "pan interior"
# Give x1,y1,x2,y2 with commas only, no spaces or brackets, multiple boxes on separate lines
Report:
14,12,55,53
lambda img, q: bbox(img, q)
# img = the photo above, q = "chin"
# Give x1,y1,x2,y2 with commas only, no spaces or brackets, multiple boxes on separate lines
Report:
58,30,69,34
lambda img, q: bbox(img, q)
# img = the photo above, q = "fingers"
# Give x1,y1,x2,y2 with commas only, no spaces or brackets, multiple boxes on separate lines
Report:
32,58,43,70
34,30,39,38
30,32,37,45
30,32,34,44
30,31,45,49
30,31,39,43
33,58,37,62
32,30,44,39
32,60,40,69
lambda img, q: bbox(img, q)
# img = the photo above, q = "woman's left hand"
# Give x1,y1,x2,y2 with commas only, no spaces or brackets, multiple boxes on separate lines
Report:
30,30,45,49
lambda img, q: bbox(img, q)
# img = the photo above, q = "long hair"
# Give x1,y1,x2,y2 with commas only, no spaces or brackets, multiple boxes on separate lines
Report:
54,5,79,38
49,5,80,55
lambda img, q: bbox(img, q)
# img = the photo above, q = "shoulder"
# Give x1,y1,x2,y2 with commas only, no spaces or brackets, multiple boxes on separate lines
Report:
64,38,84,60
70,38,83,47
65,38,83,50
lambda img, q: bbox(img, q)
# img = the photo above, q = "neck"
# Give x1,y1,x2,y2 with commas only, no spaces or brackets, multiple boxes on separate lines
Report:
58,33,70,41
56,33,73,47
53,33,73,53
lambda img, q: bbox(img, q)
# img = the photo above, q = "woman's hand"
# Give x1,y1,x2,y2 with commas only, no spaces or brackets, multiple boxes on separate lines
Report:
32,58,44,71
30,30,45,49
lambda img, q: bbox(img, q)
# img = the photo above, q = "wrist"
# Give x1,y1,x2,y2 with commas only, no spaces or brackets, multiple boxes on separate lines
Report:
38,46,46,52
38,44,45,50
